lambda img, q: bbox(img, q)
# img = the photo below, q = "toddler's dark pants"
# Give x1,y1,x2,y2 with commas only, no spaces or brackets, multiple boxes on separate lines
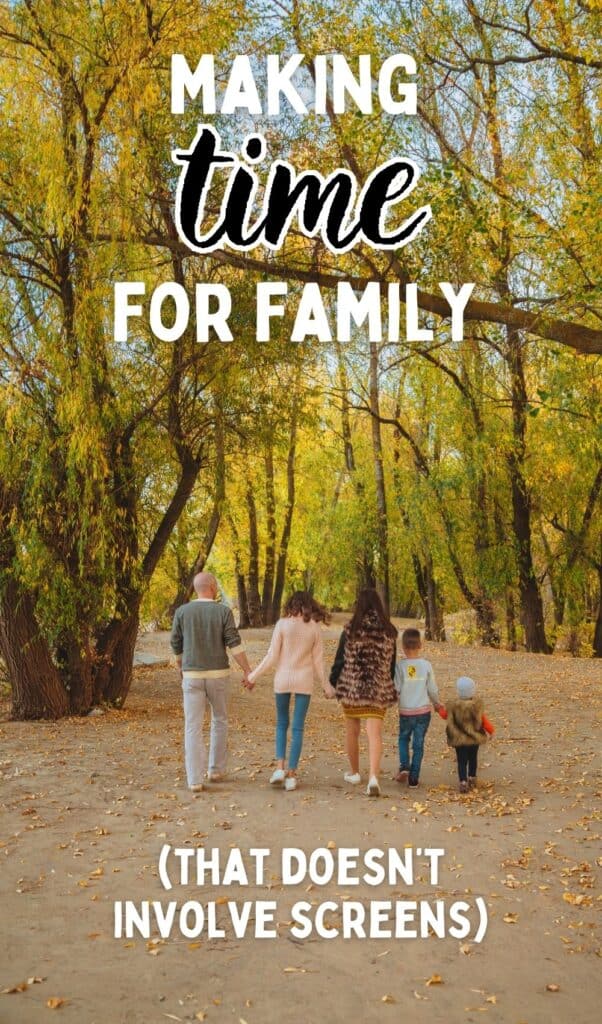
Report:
455,744,478,782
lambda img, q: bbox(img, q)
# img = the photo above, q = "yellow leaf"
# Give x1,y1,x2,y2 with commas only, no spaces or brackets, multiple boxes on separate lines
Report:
381,994,396,1003
503,913,518,923
426,974,443,986
563,893,591,906
46,997,66,1009
546,984,560,992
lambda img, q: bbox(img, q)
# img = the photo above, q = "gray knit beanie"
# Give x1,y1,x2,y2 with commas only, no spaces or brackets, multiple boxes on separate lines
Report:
456,676,476,699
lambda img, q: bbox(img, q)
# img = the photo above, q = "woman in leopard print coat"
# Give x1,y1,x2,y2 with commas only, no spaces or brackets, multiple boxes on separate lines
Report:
330,589,397,797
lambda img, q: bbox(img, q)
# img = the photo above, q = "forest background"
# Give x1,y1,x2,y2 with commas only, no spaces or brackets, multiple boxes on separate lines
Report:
0,0,600,721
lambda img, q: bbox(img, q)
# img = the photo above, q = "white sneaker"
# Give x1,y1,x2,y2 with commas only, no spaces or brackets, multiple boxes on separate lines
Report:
270,769,285,785
284,775,297,791
344,772,361,785
189,783,204,793
366,776,380,797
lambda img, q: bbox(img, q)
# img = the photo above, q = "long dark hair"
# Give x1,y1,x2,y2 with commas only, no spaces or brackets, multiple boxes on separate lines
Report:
283,591,330,624
347,588,397,638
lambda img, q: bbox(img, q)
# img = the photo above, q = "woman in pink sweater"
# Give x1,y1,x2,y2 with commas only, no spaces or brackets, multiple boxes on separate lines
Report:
248,592,335,791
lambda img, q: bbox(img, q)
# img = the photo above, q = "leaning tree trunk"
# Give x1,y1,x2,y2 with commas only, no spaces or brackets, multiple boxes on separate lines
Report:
95,451,202,708
168,412,226,616
0,490,69,720
94,606,141,706
0,576,69,720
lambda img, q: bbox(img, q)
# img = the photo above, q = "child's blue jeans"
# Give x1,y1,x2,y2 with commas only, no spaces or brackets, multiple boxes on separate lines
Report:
275,692,311,770
398,712,431,778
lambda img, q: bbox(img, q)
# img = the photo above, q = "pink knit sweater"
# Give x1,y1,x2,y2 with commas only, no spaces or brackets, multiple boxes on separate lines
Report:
248,616,326,694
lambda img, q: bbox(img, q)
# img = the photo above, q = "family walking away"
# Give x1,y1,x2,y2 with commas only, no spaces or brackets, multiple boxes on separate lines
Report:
170,576,495,796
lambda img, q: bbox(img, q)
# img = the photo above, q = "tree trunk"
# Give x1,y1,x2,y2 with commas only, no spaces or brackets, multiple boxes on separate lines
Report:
505,327,550,653
425,555,446,641
0,577,69,720
56,638,94,715
505,588,518,651
369,343,390,613
227,514,250,628
261,442,276,621
168,413,226,615
474,596,500,647
409,542,445,642
335,341,375,591
540,528,566,632
94,604,141,706
236,573,250,629
593,561,602,659
94,454,201,708
168,503,222,615
0,488,69,719
270,400,298,622
246,483,263,627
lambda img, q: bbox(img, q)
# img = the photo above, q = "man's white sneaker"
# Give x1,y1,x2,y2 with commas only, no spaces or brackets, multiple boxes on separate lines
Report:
270,769,285,785
366,776,380,797
189,783,204,793
284,775,297,791
344,772,361,785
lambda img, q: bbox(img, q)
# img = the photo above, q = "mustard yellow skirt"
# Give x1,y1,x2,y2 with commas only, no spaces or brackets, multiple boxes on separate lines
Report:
342,705,386,720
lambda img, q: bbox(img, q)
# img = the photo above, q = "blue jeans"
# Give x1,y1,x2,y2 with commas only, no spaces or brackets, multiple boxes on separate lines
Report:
275,693,311,770
398,713,431,778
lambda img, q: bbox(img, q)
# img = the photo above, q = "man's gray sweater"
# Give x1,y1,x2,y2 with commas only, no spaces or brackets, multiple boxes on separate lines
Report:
170,599,243,674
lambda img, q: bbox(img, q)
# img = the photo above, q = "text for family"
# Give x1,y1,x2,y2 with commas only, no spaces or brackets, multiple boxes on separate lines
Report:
114,281,474,344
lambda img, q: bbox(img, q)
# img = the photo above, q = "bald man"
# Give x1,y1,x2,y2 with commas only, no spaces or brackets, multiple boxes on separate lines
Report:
171,572,253,791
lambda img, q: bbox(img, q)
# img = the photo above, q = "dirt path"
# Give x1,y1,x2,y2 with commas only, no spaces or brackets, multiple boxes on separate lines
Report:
1,625,600,1024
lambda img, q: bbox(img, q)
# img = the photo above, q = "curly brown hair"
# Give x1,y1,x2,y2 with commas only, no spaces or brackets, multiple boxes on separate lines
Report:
283,591,330,624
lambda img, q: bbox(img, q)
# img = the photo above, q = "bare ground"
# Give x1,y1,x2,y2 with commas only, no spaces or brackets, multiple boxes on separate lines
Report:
1,622,600,1024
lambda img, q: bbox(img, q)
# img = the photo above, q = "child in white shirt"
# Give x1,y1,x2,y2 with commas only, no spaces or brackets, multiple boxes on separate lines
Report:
393,628,443,787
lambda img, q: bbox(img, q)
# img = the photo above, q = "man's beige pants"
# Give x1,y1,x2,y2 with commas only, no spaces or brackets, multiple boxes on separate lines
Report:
182,677,229,786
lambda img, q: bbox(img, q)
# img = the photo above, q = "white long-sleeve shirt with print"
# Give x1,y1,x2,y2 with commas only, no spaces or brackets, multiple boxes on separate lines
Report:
394,657,439,715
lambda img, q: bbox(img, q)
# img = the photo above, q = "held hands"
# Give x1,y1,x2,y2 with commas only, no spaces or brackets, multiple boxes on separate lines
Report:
242,672,255,691
323,684,337,700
